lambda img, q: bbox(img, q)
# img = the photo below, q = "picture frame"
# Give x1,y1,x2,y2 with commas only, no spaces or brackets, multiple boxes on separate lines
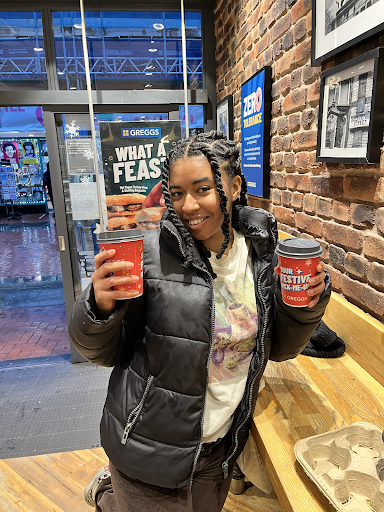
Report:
317,48,384,164
312,0,384,65
216,95,234,140
241,66,272,198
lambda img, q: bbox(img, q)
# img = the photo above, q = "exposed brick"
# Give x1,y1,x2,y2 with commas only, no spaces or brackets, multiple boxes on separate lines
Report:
282,135,292,151
323,221,364,252
280,75,291,95
376,207,384,235
277,116,289,134
319,239,329,262
344,253,368,280
367,262,384,290
302,64,321,84
295,151,309,170
282,89,306,114
291,191,303,208
273,0,287,19
293,18,306,41
332,201,350,223
301,108,316,129
341,275,384,318
295,39,311,64
273,39,283,60
270,13,292,44
274,205,296,225
282,30,294,51
344,176,379,202
325,264,342,291
291,69,302,90
311,176,343,198
306,11,312,34
296,212,323,236
274,152,284,169
271,188,282,205
270,118,277,135
281,190,292,206
275,47,296,76
374,177,384,203
316,197,333,218
270,170,287,189
284,152,295,169
292,130,317,151
308,80,320,106
288,113,301,132
272,99,282,115
291,0,311,22
272,80,281,99
329,244,346,269
364,234,384,263
303,193,316,213
271,135,284,153
350,203,376,228
286,173,311,192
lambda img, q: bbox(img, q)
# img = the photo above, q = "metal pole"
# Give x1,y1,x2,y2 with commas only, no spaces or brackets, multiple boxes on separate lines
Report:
180,0,189,138
79,0,105,233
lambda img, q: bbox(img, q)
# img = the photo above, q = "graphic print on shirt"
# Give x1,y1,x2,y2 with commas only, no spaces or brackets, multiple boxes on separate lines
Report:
209,272,258,383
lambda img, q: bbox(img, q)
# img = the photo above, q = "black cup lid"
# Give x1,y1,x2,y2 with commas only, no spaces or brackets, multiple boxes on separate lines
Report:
275,238,323,258
98,228,142,242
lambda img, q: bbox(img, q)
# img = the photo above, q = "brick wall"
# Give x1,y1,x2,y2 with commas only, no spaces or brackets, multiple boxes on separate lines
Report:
214,0,384,321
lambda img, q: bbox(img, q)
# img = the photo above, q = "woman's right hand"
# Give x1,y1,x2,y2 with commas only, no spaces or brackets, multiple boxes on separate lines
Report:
92,249,140,315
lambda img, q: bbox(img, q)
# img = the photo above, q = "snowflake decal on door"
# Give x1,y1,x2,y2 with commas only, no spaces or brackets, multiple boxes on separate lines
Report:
65,121,80,138
83,149,94,160
80,175,91,187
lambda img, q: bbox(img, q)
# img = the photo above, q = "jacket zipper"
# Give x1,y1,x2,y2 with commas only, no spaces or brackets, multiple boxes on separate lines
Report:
163,223,215,490
121,374,154,445
221,263,269,479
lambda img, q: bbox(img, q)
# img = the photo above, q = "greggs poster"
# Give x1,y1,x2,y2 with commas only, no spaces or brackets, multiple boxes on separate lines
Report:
99,121,181,231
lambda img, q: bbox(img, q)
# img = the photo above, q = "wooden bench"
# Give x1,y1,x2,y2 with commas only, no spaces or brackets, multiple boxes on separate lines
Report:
252,290,384,512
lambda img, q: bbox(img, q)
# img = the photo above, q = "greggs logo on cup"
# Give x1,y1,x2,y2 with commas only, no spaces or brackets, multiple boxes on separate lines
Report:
98,228,144,297
275,238,323,307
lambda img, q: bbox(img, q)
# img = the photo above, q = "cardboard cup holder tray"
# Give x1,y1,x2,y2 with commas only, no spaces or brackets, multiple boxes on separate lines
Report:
294,422,384,511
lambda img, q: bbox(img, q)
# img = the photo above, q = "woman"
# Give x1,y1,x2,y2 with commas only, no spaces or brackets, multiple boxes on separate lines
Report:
69,131,330,511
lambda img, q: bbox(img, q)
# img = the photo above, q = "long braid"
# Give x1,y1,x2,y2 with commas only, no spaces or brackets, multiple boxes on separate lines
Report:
161,130,248,266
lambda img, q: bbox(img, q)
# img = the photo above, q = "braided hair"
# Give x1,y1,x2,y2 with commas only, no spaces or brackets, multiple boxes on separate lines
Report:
161,130,248,267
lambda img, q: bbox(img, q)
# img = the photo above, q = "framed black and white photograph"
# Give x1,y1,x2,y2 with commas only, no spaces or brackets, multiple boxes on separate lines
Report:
317,48,384,163
312,0,384,65
216,95,234,140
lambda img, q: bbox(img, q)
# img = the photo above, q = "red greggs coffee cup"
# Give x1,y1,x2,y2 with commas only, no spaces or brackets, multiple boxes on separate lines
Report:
275,238,323,307
98,229,143,297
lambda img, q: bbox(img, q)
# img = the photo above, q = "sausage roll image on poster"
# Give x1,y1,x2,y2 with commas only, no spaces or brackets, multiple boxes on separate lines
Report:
106,193,147,218
135,206,166,231
108,214,138,231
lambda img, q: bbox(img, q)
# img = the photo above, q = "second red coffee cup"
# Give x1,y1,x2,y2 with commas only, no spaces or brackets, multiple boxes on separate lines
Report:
275,238,323,307
98,229,143,297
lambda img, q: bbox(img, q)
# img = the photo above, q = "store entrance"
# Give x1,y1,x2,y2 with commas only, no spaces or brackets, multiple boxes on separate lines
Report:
0,109,70,364
44,108,203,362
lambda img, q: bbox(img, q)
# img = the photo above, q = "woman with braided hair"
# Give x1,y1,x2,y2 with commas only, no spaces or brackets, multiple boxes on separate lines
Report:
70,130,330,512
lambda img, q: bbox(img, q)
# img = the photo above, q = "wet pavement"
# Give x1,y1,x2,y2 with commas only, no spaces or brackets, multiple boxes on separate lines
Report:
0,212,70,361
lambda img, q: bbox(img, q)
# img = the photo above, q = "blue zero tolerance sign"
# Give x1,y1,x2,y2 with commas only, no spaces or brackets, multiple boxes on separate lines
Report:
241,67,271,198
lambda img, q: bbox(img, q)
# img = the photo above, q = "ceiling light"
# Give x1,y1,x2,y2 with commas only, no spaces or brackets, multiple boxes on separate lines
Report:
70,86,77,89
148,48,157,52
153,23,164,30
74,24,82,29
57,71,64,75
34,47,43,52
145,84,153,88
146,72,153,75
29,134,34,136
147,66,155,69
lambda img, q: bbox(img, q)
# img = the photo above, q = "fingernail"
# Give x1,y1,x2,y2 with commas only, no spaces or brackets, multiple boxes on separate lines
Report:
309,279,314,286
125,261,134,268
131,275,139,282
108,249,115,254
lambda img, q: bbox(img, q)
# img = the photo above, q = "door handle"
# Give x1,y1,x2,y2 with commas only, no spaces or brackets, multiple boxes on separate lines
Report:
58,236,66,252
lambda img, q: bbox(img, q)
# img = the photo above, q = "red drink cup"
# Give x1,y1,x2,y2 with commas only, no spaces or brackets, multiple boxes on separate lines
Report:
98,229,143,297
275,238,323,307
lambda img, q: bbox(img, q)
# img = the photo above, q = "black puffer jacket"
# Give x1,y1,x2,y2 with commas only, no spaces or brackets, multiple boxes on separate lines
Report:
69,206,331,490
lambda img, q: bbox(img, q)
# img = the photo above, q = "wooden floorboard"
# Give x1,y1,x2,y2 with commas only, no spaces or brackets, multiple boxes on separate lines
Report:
0,447,282,512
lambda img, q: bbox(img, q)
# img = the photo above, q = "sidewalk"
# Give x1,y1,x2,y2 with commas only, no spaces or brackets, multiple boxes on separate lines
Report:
0,213,71,361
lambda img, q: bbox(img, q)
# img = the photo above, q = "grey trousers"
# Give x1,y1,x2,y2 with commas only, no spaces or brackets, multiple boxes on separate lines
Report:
95,437,234,512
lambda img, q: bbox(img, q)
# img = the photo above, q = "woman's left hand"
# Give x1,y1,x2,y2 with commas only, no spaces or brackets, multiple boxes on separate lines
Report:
274,261,326,308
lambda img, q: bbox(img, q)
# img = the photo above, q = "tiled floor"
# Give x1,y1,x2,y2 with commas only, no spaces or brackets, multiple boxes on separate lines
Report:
0,212,71,361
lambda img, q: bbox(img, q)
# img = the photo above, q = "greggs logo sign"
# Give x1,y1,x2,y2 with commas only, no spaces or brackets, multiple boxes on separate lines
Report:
243,87,263,128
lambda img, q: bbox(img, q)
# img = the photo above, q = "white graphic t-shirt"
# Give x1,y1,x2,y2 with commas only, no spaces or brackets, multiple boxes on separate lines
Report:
202,230,258,443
